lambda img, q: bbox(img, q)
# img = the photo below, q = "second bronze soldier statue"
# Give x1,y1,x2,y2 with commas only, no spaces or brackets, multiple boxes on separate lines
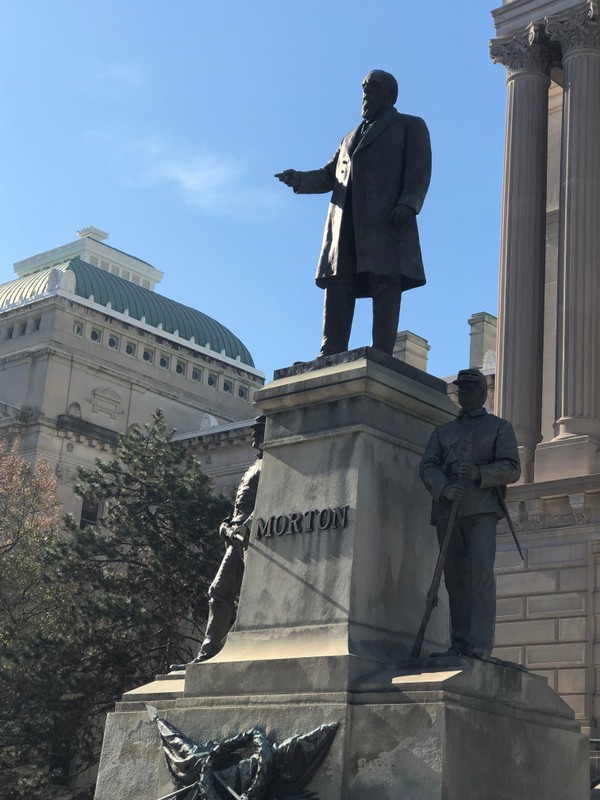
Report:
420,369,520,660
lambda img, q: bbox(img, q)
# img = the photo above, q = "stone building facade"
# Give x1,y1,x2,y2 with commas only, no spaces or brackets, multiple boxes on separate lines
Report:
0,228,264,519
490,0,600,735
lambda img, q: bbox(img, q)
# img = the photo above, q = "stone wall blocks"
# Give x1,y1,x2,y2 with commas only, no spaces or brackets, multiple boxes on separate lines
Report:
527,542,587,567
557,668,587,694
492,645,524,664
495,618,557,646
526,642,586,668
558,616,587,642
527,592,585,618
496,570,558,597
495,548,525,571
559,567,587,592
497,597,526,620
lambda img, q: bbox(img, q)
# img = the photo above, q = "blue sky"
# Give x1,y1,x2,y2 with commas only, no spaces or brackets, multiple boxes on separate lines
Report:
0,2,507,381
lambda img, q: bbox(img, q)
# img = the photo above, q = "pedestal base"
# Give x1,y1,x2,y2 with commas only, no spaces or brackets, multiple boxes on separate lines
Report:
94,658,588,800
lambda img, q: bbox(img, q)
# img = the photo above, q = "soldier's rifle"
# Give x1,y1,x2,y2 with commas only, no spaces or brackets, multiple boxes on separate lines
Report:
412,439,472,660
411,492,461,660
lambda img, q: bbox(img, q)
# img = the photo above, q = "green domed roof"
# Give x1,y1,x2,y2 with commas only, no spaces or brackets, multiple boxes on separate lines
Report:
0,257,255,367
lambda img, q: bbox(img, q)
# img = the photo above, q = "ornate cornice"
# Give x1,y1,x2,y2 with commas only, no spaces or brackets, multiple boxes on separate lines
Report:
546,0,600,54
490,23,553,77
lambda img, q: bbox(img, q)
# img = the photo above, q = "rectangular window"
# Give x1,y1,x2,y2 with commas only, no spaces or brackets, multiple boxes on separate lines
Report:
89,256,99,266
79,497,99,529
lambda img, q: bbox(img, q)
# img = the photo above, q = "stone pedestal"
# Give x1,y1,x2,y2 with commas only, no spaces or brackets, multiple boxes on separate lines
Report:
93,351,589,800
95,658,588,800
215,348,455,665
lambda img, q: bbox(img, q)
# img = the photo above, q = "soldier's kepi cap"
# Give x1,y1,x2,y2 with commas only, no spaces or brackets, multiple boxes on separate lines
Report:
452,369,487,390
251,414,266,429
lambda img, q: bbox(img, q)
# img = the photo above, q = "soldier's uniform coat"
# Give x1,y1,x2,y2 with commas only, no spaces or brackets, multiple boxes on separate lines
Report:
420,407,520,655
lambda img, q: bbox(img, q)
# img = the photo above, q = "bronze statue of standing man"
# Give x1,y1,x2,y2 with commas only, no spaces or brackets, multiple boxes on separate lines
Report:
276,70,431,357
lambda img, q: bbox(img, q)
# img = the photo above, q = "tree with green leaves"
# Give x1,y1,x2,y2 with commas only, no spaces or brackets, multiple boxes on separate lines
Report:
0,410,228,797
0,438,76,798
61,409,228,670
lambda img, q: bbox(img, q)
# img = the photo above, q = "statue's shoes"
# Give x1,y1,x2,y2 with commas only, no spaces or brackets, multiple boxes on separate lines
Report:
169,653,213,671
471,648,492,661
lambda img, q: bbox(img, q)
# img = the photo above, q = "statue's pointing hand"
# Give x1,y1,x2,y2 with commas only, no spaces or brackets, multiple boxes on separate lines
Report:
275,169,301,189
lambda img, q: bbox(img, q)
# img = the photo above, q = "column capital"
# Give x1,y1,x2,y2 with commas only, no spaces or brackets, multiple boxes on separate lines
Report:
546,0,600,55
491,23,553,77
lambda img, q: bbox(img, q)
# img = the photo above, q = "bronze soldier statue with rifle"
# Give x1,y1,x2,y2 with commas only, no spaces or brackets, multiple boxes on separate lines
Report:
417,369,521,661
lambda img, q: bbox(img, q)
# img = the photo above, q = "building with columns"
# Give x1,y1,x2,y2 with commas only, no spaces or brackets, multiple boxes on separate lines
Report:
490,0,600,736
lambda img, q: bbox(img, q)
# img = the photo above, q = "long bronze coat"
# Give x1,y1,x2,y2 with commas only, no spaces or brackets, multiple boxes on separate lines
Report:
295,108,432,297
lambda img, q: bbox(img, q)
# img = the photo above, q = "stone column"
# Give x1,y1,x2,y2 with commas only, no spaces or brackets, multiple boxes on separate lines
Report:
491,25,552,483
546,2,600,445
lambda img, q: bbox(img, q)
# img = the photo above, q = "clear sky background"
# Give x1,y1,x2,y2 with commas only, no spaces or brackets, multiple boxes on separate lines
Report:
0,1,507,382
